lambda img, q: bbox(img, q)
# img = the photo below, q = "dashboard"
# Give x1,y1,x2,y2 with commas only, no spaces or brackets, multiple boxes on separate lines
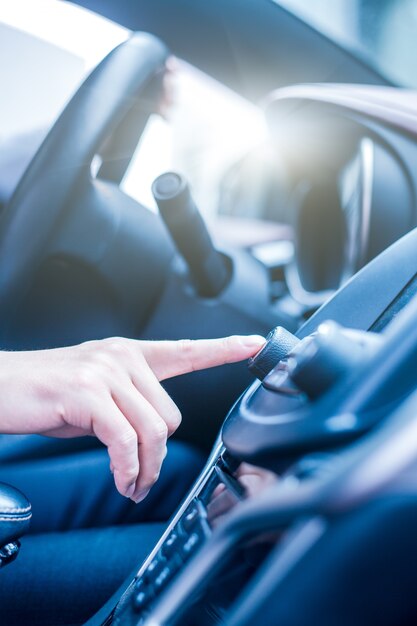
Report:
84,221,417,626
264,86,417,313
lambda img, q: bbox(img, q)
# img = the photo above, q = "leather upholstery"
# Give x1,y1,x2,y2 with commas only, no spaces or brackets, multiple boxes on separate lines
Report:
0,482,31,548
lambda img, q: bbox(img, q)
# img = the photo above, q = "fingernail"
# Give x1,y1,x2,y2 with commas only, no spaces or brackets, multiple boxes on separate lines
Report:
125,483,136,499
240,335,265,348
133,488,150,504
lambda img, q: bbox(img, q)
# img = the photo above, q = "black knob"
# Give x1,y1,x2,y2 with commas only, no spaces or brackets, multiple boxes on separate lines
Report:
152,172,230,298
248,326,299,381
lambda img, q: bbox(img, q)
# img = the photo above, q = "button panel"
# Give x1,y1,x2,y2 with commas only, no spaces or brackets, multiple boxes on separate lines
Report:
145,556,165,582
132,498,210,613
180,503,200,533
133,579,153,611
161,531,179,559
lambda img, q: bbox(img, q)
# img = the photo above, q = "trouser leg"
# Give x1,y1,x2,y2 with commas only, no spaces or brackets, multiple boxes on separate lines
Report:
0,440,205,625
0,440,204,532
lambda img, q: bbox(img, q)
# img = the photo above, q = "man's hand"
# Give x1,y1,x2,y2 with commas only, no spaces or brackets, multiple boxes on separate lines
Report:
0,335,264,502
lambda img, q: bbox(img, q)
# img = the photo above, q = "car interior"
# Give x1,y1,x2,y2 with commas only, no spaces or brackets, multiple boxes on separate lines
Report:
2,0,417,624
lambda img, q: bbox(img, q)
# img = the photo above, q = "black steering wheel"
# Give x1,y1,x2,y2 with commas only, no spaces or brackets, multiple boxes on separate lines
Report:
0,32,174,348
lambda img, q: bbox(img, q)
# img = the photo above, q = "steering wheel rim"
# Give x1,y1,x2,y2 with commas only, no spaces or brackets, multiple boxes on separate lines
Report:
0,32,169,329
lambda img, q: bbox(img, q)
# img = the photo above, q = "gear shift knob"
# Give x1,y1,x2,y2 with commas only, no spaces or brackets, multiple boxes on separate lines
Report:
0,482,31,568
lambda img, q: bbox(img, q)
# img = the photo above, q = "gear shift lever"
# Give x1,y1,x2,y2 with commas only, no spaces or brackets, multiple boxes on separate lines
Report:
0,482,31,568
152,172,231,297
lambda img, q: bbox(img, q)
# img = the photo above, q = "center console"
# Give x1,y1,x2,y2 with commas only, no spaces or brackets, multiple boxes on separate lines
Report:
87,226,417,626
113,442,246,625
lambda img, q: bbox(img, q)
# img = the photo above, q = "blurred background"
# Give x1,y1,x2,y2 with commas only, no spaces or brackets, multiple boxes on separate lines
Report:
0,0,416,240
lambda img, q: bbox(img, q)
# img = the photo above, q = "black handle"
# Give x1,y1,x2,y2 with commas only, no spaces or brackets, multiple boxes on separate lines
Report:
152,172,230,297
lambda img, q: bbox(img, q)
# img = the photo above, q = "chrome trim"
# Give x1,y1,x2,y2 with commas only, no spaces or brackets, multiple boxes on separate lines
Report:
358,137,374,268
285,260,336,308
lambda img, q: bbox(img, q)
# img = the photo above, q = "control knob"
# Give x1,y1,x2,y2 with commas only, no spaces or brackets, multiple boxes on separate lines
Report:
248,326,299,381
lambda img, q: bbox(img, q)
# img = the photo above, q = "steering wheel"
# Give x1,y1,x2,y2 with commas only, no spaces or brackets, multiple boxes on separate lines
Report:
0,33,174,348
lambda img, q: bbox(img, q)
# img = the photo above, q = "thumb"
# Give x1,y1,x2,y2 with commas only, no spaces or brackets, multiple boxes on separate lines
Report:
138,335,265,381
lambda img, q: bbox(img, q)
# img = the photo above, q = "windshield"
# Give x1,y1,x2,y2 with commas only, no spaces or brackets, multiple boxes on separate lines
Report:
0,0,267,232
275,0,417,88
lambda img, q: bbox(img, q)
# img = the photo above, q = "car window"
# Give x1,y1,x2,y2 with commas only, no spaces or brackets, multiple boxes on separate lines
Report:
0,0,267,229
0,0,129,202
275,0,417,88
0,0,129,139
120,61,267,222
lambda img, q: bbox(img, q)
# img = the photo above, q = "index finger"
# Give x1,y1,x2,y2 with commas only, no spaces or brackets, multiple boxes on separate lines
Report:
137,335,265,381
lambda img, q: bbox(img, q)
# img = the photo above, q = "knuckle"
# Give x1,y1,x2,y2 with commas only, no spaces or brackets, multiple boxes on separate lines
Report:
93,349,115,371
74,365,98,390
178,338,196,370
103,337,131,359
124,466,139,484
148,421,168,444
165,407,182,433
222,335,235,352
142,471,160,491
90,338,133,374
117,428,138,450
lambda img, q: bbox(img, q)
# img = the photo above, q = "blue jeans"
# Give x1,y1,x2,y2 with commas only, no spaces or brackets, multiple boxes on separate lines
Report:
0,438,204,625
